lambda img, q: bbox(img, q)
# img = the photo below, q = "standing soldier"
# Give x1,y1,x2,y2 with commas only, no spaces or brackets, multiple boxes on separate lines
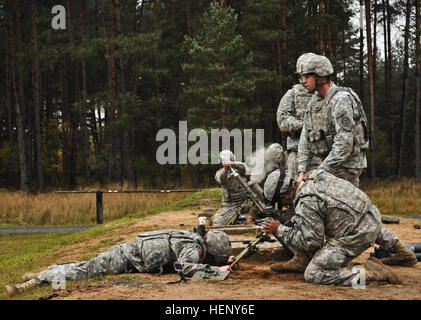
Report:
296,54,369,187
277,53,316,179
292,54,405,272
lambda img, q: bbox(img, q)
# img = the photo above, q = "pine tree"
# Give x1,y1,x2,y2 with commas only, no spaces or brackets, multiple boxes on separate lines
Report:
182,0,256,130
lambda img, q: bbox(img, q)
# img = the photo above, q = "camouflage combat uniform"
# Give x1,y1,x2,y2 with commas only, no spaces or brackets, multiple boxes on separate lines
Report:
212,162,258,226
36,230,221,285
273,169,398,286
277,83,313,178
297,82,368,187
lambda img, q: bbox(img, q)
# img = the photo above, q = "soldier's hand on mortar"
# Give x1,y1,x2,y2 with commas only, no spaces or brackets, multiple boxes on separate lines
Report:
219,265,232,272
263,219,280,234
227,255,235,264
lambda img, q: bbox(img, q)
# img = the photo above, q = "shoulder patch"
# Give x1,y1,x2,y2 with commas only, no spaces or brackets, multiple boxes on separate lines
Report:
333,102,355,131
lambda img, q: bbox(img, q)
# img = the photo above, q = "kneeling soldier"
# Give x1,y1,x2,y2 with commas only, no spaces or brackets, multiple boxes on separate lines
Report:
263,169,416,286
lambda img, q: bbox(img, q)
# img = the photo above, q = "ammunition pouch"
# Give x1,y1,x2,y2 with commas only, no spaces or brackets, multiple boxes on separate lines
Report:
307,129,333,156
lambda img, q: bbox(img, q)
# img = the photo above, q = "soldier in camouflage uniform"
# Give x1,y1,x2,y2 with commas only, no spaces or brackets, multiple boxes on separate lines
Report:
212,150,260,226
262,169,417,286
277,53,315,179
296,54,368,187
5,229,233,297
248,143,288,201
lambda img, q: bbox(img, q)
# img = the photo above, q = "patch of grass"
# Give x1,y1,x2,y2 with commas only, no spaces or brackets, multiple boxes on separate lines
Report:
361,178,421,216
0,224,120,300
0,189,219,300
0,191,190,226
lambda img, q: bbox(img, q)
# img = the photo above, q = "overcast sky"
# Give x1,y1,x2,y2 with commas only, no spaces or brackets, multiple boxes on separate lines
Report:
350,0,407,56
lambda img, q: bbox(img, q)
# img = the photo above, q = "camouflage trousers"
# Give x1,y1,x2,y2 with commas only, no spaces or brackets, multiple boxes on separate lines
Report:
212,199,259,226
36,244,135,285
287,150,298,179
303,209,381,286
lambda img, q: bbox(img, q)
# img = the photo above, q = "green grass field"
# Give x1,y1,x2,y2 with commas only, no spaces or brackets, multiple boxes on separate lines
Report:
0,189,221,300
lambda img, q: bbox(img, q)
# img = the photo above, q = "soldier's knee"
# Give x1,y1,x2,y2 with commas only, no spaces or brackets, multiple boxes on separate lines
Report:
304,263,321,284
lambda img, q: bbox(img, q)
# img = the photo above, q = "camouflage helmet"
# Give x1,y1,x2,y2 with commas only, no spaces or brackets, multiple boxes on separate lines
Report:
296,52,317,74
263,169,293,204
298,54,334,77
205,230,232,265
265,143,287,168
219,150,235,163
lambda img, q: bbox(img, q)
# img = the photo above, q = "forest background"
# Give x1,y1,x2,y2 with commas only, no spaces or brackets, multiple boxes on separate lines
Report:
1,0,421,194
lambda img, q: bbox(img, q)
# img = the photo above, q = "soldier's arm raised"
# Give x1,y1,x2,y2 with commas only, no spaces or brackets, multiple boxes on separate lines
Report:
215,168,229,185
230,161,248,176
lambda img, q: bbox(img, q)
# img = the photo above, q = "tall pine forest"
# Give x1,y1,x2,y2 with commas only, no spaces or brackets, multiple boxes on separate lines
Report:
1,0,421,193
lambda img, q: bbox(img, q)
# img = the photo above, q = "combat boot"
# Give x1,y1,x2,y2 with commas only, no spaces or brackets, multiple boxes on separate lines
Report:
364,257,401,284
381,241,417,267
21,272,37,283
270,250,310,273
5,278,37,297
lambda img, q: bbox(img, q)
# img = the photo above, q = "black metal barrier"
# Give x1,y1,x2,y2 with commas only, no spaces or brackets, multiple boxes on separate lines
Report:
55,189,206,224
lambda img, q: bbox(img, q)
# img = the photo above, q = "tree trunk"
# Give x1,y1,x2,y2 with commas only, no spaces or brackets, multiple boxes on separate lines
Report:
186,0,191,37
381,0,389,139
280,0,287,93
326,0,334,58
365,0,376,183
342,27,347,84
5,28,13,146
80,1,91,185
386,0,396,170
313,0,320,53
7,0,30,194
415,0,421,182
359,0,364,99
373,0,377,101
31,1,45,193
16,0,32,189
319,0,325,54
397,0,411,178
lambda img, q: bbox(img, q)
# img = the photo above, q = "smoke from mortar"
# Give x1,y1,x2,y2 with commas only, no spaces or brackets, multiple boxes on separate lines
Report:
246,145,277,185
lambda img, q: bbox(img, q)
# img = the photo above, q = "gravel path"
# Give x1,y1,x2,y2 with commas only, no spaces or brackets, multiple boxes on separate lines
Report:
0,225,95,234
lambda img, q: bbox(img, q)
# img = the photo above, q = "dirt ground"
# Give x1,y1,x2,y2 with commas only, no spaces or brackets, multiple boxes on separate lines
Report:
33,208,421,300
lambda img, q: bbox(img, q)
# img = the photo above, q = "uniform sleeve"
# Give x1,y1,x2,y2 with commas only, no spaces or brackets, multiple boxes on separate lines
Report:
318,93,356,172
275,196,325,254
277,89,304,132
297,121,312,173
215,168,228,185
230,162,248,176
176,245,219,277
